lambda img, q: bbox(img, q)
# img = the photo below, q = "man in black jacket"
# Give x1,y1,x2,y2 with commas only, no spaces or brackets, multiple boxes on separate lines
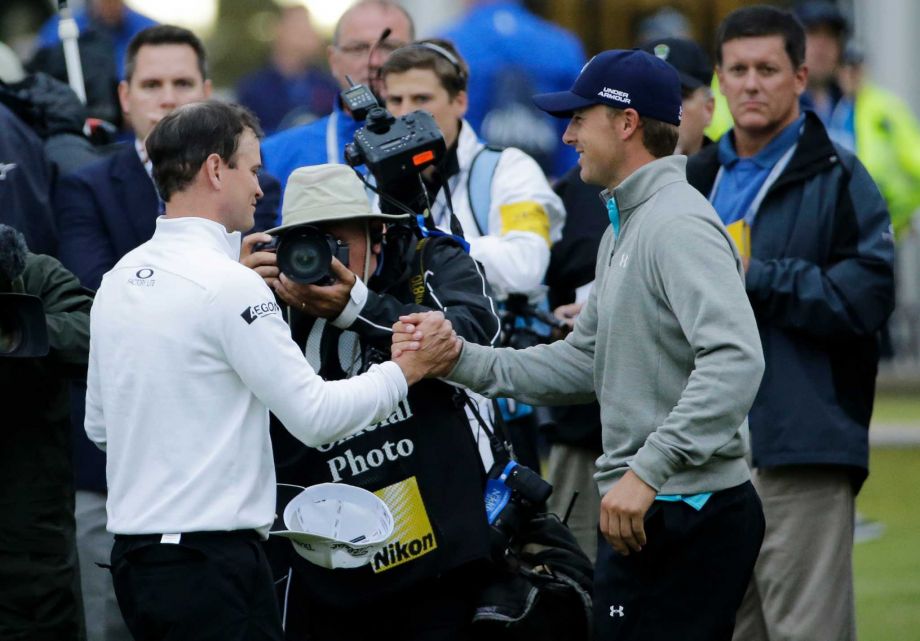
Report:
0,224,93,640
243,163,499,641
686,7,894,641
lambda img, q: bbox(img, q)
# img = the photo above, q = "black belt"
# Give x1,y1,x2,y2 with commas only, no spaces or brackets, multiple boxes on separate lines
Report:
114,530,260,543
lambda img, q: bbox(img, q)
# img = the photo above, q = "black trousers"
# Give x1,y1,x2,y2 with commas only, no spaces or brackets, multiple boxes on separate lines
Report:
281,563,482,641
593,481,765,641
111,531,283,641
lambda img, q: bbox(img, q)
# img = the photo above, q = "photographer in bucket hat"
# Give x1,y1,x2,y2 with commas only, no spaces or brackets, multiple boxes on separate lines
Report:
242,164,500,641
394,48,766,640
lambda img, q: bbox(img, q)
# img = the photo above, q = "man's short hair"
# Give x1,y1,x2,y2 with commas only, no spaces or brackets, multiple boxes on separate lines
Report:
332,0,415,46
124,25,208,83
381,38,468,97
607,107,679,159
146,101,262,202
715,5,806,69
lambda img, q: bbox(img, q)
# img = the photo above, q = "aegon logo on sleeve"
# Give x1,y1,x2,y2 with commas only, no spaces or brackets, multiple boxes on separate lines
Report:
240,301,281,324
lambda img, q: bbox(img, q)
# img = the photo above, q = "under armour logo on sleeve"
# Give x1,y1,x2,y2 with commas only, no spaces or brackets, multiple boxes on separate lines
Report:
609,605,625,617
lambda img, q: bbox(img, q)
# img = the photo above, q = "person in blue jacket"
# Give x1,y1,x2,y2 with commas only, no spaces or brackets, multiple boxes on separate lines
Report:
440,0,585,177
686,8,895,641
261,0,414,195
36,0,157,79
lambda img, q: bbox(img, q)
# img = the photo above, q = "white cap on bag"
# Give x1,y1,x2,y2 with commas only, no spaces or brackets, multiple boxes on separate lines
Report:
271,483,394,569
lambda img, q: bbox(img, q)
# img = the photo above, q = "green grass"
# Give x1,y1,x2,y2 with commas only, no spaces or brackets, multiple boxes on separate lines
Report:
854,448,920,640
872,392,920,425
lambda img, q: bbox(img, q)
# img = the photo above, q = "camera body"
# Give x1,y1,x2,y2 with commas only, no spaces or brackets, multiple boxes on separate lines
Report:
342,84,445,215
257,226,350,286
484,460,553,558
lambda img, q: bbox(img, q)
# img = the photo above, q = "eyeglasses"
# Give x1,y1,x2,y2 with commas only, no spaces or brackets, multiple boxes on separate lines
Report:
336,39,407,58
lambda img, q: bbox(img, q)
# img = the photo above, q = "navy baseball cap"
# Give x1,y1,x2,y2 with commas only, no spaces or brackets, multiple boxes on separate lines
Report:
639,37,713,91
532,49,682,126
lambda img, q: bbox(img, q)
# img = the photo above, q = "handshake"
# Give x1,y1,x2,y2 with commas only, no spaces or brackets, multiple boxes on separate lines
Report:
390,311,461,386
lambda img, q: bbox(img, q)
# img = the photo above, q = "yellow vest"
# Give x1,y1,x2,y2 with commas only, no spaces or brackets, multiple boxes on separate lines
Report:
853,83,920,237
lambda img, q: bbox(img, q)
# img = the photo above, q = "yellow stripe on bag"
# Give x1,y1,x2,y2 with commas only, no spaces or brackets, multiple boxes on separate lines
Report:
499,201,551,245
725,219,751,259
371,476,437,573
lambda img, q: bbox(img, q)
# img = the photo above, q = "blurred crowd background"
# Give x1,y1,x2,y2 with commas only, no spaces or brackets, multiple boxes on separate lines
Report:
2,1,919,638
4,0,920,377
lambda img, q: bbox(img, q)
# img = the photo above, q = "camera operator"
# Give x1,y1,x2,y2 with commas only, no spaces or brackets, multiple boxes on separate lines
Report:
0,223,93,640
242,163,500,641
379,39,566,471
84,101,457,641
381,39,564,301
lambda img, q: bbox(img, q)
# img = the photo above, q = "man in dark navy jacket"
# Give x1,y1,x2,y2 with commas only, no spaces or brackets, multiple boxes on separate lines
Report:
687,8,894,641
53,25,279,641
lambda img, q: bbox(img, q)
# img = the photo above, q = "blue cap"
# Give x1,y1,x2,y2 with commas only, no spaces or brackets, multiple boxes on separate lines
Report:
532,49,682,126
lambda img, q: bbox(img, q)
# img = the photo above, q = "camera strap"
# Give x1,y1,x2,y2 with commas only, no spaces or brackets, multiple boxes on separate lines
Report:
455,386,514,466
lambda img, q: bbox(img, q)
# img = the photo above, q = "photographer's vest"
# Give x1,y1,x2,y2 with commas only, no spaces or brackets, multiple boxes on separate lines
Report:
270,317,490,606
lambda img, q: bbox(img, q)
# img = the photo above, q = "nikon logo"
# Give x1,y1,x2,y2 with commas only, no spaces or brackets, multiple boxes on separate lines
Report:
372,533,435,572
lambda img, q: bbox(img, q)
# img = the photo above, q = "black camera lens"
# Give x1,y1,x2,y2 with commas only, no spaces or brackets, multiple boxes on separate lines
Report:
0,310,23,355
0,294,49,358
277,228,333,285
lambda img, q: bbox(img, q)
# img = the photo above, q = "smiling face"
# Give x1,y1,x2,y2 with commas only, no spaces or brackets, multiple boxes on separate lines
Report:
383,68,467,148
562,104,625,189
717,35,806,146
119,43,212,142
220,128,263,233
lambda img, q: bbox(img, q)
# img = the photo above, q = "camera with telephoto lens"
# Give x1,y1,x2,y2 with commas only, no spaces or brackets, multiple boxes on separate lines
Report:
0,225,49,358
256,226,350,286
484,460,553,558
342,83,445,215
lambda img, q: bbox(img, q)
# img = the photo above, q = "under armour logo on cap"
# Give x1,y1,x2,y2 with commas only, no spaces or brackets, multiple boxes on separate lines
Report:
532,49,682,125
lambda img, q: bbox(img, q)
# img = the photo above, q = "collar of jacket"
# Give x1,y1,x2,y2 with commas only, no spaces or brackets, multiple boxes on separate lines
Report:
602,155,688,228
152,216,243,261
768,110,840,190
688,111,838,196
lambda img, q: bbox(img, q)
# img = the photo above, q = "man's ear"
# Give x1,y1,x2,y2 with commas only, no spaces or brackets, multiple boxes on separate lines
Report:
620,108,642,140
117,80,130,116
794,64,808,97
703,95,716,128
452,90,469,119
204,153,223,190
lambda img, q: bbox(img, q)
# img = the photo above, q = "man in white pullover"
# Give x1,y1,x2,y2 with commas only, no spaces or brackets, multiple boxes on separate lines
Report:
84,100,456,641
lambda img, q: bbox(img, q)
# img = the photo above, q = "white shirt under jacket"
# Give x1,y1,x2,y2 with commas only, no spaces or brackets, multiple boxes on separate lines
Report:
429,121,565,299
84,216,408,537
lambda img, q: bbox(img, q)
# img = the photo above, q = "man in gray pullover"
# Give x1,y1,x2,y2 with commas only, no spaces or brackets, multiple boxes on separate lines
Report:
393,50,766,641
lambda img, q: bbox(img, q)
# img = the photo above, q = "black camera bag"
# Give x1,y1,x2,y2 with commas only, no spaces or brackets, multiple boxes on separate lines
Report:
472,511,593,641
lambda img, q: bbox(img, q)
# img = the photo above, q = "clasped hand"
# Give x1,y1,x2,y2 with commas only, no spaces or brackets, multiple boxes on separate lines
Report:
391,311,462,384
